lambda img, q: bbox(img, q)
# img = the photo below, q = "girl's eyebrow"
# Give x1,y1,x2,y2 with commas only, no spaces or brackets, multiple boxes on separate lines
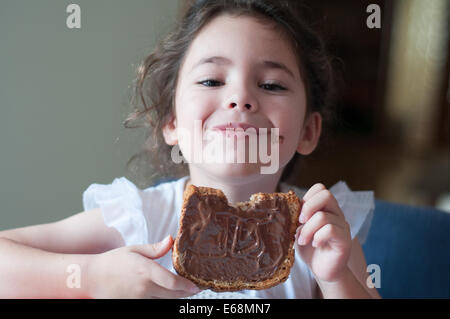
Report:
191,55,296,80
262,60,296,80
192,56,231,69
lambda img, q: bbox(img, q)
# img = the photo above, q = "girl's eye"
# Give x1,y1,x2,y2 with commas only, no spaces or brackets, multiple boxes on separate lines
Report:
197,79,286,91
197,79,223,87
260,83,287,91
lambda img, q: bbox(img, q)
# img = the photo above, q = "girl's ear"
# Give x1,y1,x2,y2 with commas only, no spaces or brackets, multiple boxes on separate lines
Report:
296,112,322,155
162,116,178,146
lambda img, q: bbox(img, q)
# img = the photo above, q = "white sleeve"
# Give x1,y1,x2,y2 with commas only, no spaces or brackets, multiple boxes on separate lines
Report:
329,181,375,244
82,177,149,246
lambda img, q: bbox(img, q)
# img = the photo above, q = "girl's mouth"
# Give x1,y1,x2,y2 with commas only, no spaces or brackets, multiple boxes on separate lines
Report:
210,122,271,136
206,125,284,144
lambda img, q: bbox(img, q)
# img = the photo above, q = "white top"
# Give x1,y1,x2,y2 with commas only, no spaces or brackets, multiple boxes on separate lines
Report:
83,176,374,299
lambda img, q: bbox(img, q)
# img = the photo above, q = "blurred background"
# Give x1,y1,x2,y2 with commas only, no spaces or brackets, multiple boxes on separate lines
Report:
286,0,450,211
0,0,449,230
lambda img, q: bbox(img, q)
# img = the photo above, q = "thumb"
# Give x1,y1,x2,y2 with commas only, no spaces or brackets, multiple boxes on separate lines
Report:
131,235,174,259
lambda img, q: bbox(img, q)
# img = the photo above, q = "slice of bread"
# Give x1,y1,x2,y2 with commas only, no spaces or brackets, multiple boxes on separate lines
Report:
172,184,301,292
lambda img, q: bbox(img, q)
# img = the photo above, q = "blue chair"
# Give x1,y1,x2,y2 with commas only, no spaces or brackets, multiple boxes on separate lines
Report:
363,200,450,298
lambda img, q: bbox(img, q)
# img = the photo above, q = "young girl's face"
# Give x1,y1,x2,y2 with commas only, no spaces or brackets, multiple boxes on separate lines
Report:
165,14,320,180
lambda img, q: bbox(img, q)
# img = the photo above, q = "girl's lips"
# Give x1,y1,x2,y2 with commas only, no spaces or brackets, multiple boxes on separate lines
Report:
204,124,284,143
212,122,258,131
210,122,270,135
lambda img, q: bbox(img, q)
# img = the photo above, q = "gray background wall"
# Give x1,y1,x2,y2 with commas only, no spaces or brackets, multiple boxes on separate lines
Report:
0,0,180,230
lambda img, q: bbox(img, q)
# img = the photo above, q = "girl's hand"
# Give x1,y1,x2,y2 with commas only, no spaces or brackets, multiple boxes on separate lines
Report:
87,235,200,298
295,183,352,283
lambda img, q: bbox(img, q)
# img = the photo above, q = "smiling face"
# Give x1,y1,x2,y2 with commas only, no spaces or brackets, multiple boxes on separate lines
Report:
163,14,322,181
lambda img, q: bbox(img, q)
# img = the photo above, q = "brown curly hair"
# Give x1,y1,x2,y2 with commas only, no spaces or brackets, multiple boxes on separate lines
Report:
123,0,336,188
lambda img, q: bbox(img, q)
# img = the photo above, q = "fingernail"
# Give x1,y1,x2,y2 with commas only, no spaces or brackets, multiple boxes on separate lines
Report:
299,214,306,224
295,225,303,236
298,235,306,246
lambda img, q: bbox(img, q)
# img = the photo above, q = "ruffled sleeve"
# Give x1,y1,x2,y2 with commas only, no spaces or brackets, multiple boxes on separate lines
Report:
82,177,149,246
329,181,375,244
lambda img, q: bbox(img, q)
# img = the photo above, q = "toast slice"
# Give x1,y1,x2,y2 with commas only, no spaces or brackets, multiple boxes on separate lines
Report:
172,184,301,292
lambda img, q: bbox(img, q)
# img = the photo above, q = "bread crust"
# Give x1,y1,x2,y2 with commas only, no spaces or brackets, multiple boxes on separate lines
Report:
172,185,301,292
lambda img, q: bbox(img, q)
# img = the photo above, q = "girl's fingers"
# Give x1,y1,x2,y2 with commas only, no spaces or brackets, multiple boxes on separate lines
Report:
130,235,174,259
131,235,200,293
299,189,343,224
295,225,302,239
302,183,326,202
146,282,200,299
145,261,200,293
311,223,351,248
297,211,348,246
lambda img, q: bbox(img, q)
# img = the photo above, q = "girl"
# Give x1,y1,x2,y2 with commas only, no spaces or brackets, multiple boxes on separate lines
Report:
0,0,380,299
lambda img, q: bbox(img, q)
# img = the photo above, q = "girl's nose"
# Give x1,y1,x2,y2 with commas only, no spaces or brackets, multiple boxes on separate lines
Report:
226,95,258,113
229,102,254,111
224,82,259,112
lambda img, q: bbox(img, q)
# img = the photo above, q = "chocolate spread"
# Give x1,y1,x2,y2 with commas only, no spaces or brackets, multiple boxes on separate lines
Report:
177,193,292,283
